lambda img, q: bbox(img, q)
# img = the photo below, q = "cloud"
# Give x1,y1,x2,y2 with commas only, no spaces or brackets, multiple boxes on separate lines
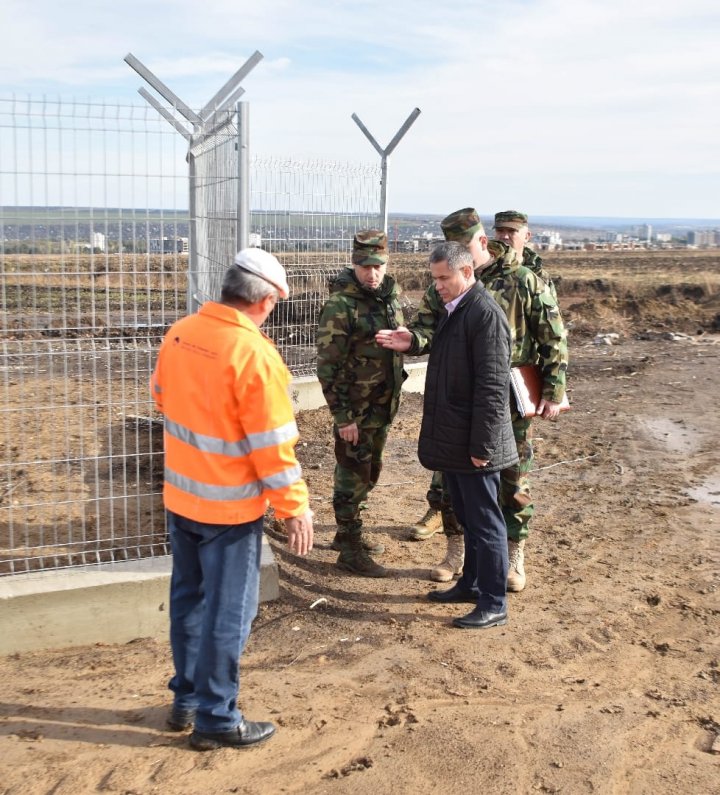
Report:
0,0,718,215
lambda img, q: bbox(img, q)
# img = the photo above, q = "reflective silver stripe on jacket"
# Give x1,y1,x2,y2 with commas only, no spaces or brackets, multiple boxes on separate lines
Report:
262,463,302,491
165,468,263,501
164,418,298,458
165,463,303,502
247,420,298,451
154,382,162,394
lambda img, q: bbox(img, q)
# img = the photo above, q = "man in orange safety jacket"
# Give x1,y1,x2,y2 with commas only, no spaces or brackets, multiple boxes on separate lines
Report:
151,247,313,751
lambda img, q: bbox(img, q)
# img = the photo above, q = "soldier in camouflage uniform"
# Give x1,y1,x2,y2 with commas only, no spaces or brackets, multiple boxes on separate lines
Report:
493,210,558,301
377,208,568,591
316,230,406,578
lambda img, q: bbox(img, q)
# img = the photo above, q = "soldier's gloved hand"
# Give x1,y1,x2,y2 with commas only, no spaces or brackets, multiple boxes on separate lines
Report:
538,399,561,420
338,422,359,445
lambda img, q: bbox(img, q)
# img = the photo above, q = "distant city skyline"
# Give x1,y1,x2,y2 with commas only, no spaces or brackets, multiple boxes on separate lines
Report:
3,205,718,229
3,208,718,253
0,1,718,219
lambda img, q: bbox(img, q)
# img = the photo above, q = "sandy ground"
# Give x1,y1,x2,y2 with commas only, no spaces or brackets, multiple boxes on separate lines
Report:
2,260,720,793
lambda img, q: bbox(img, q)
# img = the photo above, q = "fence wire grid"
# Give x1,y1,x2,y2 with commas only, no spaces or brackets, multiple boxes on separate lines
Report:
0,95,381,575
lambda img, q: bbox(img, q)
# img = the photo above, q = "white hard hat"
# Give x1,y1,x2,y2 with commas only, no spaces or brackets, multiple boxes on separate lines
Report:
233,247,289,299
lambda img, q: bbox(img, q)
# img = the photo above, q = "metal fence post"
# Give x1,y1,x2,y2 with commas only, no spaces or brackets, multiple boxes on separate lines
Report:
237,101,250,251
380,155,389,235
126,51,263,306
188,154,200,314
351,108,421,234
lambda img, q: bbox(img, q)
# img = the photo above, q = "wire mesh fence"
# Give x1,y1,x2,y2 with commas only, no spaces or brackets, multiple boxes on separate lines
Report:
0,95,381,574
188,119,382,375
252,157,381,375
0,96,190,574
187,114,239,310
190,132,381,318
251,156,382,261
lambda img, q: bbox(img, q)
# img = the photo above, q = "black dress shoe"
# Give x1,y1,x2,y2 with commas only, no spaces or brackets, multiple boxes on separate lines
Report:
427,581,478,604
452,607,508,629
166,705,196,731
190,718,276,750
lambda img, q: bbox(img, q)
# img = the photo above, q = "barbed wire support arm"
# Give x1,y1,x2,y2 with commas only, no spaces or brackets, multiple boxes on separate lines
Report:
124,51,264,312
351,107,421,234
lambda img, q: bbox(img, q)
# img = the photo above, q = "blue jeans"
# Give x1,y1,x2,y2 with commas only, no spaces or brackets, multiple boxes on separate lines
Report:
167,510,263,733
444,471,508,614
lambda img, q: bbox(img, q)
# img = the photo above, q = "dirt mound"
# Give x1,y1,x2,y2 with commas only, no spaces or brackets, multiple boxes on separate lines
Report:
391,249,720,338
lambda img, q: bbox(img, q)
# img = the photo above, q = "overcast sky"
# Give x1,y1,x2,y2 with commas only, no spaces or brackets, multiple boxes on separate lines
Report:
1,0,718,219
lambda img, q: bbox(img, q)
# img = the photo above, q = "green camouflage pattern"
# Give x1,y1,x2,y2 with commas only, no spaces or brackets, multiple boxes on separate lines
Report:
440,207,486,244
522,246,558,302
332,425,389,527
426,470,445,511
317,267,405,428
494,210,528,230
501,414,534,541
318,267,404,529
351,229,388,267
481,247,568,404
426,471,463,537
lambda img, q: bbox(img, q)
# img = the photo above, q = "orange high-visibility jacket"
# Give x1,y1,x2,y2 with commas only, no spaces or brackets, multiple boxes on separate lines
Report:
150,301,309,524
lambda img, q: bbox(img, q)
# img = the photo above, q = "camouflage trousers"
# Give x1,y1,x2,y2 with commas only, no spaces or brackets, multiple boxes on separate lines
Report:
425,471,462,537
500,414,534,542
333,424,390,532
425,413,534,541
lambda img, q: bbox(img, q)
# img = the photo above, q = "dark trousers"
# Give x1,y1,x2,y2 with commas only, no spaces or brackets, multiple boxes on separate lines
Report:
430,414,535,542
444,471,508,613
167,510,263,733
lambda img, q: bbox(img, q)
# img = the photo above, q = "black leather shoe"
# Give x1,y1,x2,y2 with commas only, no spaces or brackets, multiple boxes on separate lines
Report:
190,719,276,750
166,706,196,731
452,608,508,629
427,581,478,604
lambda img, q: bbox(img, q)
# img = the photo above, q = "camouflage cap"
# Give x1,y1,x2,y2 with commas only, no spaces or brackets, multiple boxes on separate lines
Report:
494,210,529,231
441,208,486,244
352,229,389,266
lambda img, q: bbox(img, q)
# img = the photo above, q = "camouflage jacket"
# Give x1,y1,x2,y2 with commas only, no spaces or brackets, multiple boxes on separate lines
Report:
408,240,568,403
316,268,406,428
523,247,558,302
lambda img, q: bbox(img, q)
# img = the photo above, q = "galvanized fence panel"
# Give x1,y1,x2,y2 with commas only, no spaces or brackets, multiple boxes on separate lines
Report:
0,97,187,574
252,158,381,376
0,95,381,575
187,118,240,310
189,128,381,376
190,136,381,299
269,266,342,377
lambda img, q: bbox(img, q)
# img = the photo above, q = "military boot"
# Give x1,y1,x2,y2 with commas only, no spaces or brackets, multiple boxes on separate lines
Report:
336,534,388,578
331,530,385,554
430,535,465,582
440,507,461,535
409,507,442,541
507,539,526,592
